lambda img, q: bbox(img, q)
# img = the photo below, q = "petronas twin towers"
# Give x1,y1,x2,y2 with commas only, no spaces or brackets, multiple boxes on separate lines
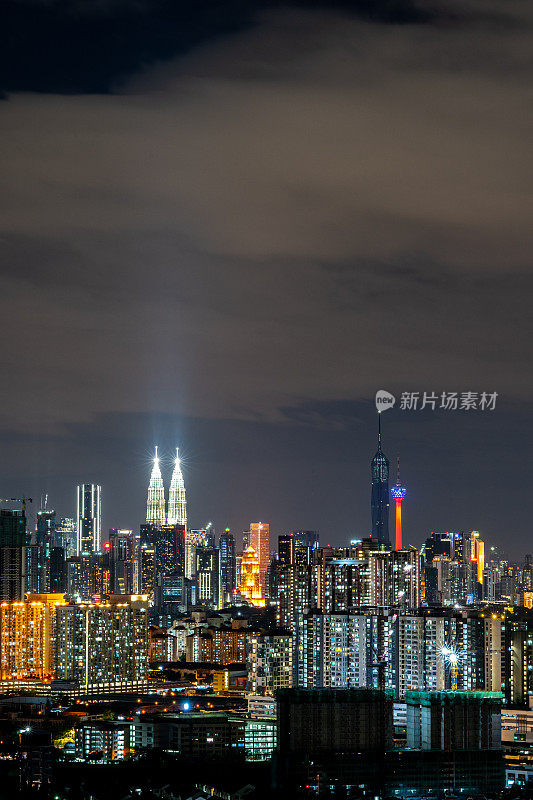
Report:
146,446,187,528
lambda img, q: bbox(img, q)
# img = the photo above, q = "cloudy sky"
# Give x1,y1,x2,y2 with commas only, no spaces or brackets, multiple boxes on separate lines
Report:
1,0,532,555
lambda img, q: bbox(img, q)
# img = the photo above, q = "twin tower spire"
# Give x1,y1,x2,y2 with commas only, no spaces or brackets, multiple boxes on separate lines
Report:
146,446,187,528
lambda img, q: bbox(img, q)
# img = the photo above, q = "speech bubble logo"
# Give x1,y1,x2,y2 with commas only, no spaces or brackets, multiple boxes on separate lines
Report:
375,390,396,413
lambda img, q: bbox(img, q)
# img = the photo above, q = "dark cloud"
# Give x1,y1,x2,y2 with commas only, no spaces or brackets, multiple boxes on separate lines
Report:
0,0,532,551
1,0,431,94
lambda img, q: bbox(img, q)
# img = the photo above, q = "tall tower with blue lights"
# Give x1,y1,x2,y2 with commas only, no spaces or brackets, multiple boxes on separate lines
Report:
146,446,166,526
370,413,390,548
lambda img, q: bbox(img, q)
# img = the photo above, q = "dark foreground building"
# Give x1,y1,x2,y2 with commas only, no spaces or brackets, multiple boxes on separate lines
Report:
386,690,505,795
273,687,393,793
273,688,504,796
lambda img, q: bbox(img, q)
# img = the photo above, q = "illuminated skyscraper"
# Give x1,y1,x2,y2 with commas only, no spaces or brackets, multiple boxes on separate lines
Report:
239,546,265,607
76,484,101,554
250,522,270,590
146,447,165,526
390,459,407,551
219,529,236,600
471,531,485,585
196,546,221,609
184,527,213,579
108,529,134,594
370,414,390,548
55,517,77,558
167,447,187,527
0,508,27,602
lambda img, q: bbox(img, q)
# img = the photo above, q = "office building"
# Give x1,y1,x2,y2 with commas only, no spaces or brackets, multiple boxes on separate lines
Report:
0,507,27,601
155,571,187,616
76,483,101,554
108,529,134,594
49,547,66,592
139,544,156,597
196,546,221,609
185,528,214,579
55,517,77,558
154,524,186,577
219,529,236,602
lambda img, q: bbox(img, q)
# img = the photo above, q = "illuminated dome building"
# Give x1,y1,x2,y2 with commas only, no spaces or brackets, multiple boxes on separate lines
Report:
239,546,265,607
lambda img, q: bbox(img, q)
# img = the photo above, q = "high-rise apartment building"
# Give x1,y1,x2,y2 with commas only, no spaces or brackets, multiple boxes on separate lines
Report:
139,544,156,598
54,595,149,689
76,484,101,554
247,630,293,695
0,594,64,679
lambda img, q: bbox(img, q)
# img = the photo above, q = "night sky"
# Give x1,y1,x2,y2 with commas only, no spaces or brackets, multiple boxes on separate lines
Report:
1,0,532,557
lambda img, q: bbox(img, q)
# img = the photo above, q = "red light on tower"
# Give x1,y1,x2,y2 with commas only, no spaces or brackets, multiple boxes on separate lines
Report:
390,458,406,551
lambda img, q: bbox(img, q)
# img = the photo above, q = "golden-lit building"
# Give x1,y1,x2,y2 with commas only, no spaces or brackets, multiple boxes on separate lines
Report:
0,593,64,679
249,523,269,591
239,546,265,607
471,531,485,584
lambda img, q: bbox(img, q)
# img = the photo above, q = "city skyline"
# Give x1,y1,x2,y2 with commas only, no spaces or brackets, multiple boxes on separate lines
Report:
1,405,529,562
1,0,532,564
1,2,532,796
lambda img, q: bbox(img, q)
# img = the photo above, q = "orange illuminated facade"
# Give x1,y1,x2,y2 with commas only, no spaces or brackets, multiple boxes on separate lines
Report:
249,522,269,591
239,546,265,607
0,593,64,680
471,531,485,583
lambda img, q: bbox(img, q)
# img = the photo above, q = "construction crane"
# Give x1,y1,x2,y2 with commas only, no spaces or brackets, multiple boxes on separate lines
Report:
0,496,33,513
